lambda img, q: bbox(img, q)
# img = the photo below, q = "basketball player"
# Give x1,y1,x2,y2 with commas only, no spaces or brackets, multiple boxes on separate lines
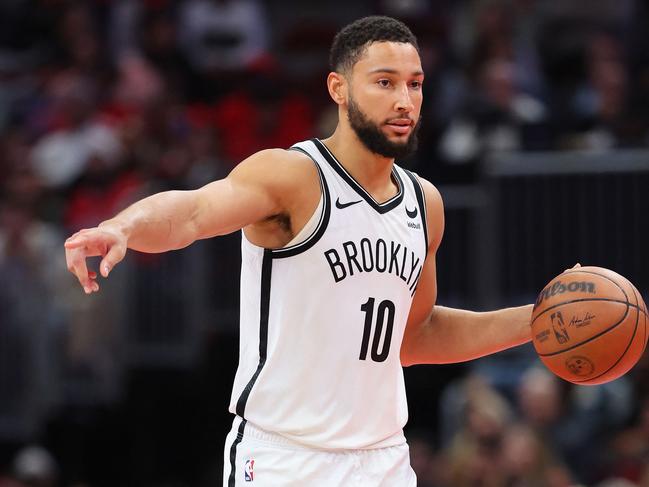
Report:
65,16,533,486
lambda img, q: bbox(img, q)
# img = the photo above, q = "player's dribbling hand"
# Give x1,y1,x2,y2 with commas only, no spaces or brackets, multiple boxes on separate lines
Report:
64,225,127,294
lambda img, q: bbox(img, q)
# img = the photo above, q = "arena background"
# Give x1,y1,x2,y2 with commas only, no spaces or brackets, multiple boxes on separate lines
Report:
1,1,648,486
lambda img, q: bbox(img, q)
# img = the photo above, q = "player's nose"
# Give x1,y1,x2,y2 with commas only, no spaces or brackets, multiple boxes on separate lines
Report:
394,84,414,112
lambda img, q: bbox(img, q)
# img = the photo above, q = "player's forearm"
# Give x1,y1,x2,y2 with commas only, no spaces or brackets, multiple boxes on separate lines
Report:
403,304,533,365
99,190,201,253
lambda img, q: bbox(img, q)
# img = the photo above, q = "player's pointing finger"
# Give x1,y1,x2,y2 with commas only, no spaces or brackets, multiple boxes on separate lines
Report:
64,234,89,249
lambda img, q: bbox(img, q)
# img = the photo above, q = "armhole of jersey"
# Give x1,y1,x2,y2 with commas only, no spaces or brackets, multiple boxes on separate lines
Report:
269,147,331,259
403,169,429,257
282,195,323,248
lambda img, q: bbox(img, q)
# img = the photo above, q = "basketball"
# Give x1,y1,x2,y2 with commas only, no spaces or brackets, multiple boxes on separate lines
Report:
531,266,648,385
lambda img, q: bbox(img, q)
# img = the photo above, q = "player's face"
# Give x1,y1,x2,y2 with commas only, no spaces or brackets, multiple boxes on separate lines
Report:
347,41,424,158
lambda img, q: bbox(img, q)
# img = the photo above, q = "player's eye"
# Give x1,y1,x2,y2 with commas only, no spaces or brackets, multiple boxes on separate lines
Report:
410,80,422,89
377,79,391,88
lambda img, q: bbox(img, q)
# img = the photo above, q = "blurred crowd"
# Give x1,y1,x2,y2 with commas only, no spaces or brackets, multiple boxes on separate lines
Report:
409,361,649,487
1,0,649,486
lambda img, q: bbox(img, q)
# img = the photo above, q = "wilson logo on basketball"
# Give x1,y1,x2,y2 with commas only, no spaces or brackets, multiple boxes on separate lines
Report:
534,280,596,309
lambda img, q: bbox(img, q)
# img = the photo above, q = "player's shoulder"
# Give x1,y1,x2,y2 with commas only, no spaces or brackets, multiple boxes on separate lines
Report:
246,147,315,168
236,147,318,179
409,174,444,248
408,173,443,212
230,147,318,184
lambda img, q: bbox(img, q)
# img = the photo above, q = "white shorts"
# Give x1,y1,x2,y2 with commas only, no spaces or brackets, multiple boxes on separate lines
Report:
222,416,417,487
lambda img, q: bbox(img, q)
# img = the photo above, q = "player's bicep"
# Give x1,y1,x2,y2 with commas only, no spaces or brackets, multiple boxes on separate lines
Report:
191,150,285,239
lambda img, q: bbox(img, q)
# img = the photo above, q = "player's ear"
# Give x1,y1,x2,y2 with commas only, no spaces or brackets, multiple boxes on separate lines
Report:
327,71,347,105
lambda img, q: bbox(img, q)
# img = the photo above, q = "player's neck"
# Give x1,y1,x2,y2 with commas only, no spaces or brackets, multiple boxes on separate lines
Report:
321,127,397,201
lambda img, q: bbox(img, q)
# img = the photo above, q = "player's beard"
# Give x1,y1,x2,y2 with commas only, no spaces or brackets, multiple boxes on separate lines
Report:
347,95,420,159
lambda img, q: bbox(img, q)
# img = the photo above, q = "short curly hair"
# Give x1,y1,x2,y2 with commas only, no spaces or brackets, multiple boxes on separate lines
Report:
329,16,419,74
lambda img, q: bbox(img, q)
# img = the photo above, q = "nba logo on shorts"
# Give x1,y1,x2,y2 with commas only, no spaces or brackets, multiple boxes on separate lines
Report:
244,459,255,482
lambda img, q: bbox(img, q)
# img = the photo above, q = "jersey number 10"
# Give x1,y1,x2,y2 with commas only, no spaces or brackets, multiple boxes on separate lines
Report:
359,298,395,362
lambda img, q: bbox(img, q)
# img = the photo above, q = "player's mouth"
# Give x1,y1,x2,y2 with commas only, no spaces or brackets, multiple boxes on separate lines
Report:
385,118,413,135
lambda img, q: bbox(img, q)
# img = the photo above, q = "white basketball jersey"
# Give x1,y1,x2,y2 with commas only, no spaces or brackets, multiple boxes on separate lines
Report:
229,139,429,450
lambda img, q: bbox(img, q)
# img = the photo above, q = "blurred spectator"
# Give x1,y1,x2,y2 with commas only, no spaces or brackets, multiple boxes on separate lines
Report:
406,430,448,487
561,30,642,150
443,375,511,486
178,0,269,72
12,446,58,487
212,67,315,164
607,396,649,483
0,128,33,190
62,152,141,233
450,0,545,97
52,2,111,82
500,423,574,487
112,53,165,109
177,0,269,99
117,92,190,180
0,169,63,298
138,9,193,100
109,1,192,101
0,178,64,441
597,479,639,487
517,366,634,484
30,74,122,190
438,58,548,165
184,124,228,185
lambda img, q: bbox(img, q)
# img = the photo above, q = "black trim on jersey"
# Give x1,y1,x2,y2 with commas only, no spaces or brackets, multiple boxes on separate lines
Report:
235,251,272,417
267,146,331,259
234,146,329,427
403,169,429,257
227,419,247,487
312,138,404,214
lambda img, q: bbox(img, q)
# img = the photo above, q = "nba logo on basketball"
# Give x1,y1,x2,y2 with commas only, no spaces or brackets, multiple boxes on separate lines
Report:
244,459,255,482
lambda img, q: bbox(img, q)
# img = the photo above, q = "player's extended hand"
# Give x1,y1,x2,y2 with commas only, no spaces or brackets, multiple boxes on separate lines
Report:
64,225,127,294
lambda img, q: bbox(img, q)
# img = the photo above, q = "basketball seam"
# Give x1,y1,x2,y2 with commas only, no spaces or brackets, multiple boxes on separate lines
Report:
642,305,648,356
633,285,648,357
532,298,643,326
571,285,641,383
537,300,630,357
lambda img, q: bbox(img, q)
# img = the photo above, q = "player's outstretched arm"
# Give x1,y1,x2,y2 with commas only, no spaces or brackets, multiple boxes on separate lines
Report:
65,149,311,294
400,178,533,366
